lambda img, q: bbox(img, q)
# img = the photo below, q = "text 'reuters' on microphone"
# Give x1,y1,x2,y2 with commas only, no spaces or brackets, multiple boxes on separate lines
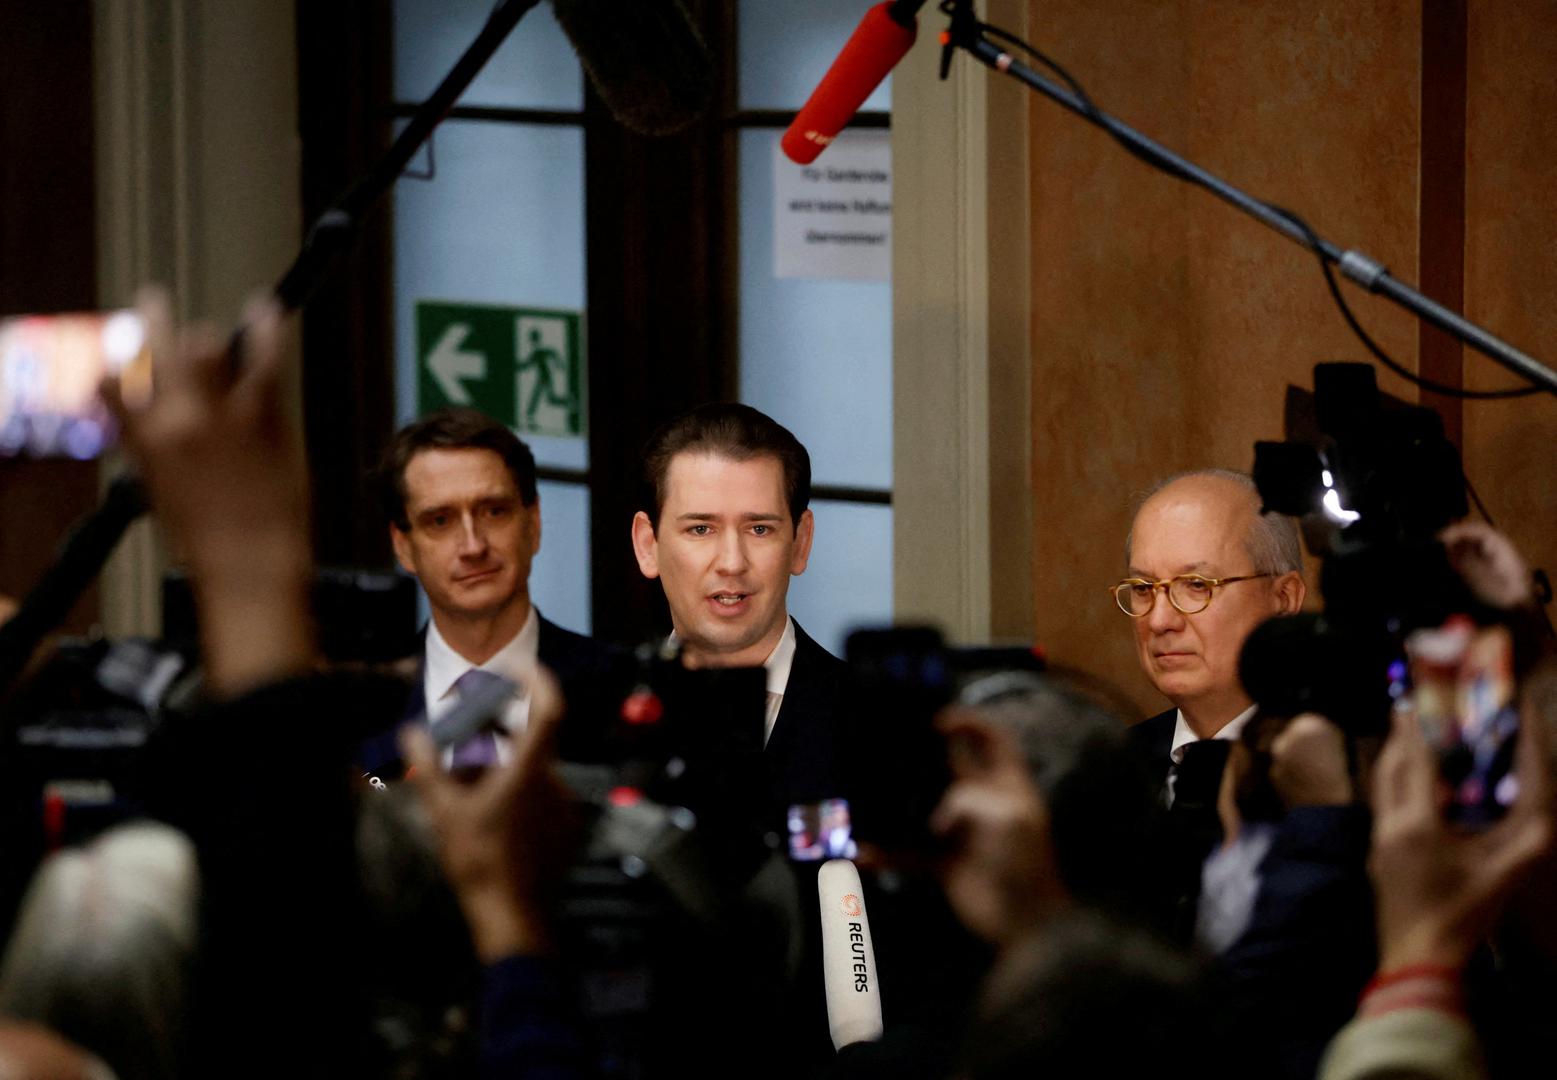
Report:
780,0,926,165
818,858,884,1050
551,0,713,136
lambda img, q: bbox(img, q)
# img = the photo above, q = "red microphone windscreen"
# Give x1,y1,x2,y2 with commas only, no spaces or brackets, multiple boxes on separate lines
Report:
781,3,916,165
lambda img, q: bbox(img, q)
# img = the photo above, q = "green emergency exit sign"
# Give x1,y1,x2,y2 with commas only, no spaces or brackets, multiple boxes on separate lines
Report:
415,301,584,437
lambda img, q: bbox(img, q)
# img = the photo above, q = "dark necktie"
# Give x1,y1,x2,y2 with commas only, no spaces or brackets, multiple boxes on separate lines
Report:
449,668,506,768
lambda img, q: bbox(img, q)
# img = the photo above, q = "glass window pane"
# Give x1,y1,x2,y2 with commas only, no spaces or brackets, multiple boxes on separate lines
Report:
530,480,591,635
394,120,587,471
394,0,584,111
737,129,891,489
787,500,891,657
738,0,892,112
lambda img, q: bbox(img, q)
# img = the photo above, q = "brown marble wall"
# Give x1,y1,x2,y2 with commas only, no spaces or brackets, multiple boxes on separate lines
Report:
1026,0,1429,716
1462,4,1557,612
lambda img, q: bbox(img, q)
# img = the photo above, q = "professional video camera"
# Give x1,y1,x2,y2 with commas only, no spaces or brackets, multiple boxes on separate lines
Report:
422,625,1045,1072
420,639,799,1074
844,626,1048,850
0,567,419,925
1242,362,1489,736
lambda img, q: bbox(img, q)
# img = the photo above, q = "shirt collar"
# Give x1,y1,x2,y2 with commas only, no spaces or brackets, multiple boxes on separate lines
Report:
1169,703,1258,765
664,616,797,691
425,606,540,703
763,617,798,698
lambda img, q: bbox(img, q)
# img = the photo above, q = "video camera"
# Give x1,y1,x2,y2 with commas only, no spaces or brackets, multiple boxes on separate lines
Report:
0,567,420,922
1242,362,1480,735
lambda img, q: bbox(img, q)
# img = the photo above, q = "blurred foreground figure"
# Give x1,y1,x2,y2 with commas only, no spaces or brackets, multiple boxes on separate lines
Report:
0,1021,115,1080
1318,663,1554,1080
963,912,1227,1080
0,824,195,1080
927,673,1228,1080
101,290,365,1077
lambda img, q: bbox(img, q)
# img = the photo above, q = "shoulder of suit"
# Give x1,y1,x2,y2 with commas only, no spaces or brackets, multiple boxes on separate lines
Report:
536,613,626,669
1127,707,1177,753
790,620,844,669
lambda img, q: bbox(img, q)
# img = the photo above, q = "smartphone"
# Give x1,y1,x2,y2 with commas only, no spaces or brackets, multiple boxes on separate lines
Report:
788,797,857,861
1404,616,1520,826
0,309,148,459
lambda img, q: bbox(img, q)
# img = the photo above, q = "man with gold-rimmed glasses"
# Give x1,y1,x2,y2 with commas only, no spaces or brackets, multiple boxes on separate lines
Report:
1116,470,1306,798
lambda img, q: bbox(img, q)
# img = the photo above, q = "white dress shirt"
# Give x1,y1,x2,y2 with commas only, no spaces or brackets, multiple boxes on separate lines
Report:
761,617,798,745
670,617,797,746
1165,703,1257,805
424,606,539,765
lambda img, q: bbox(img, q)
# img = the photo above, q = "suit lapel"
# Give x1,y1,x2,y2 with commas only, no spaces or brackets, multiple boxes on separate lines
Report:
764,621,846,808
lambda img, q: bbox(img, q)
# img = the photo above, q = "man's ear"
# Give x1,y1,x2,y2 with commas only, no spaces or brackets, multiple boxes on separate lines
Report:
630,511,661,579
525,500,542,557
790,508,815,576
390,524,416,577
1273,570,1306,614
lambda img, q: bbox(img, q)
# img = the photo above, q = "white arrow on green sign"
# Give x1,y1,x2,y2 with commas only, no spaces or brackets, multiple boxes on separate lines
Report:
415,300,584,437
426,323,486,406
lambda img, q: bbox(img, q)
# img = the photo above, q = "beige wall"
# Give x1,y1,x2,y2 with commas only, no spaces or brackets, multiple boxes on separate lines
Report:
95,0,301,637
1022,0,1557,717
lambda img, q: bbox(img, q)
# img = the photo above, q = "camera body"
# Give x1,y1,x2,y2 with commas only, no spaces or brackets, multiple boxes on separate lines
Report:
1243,363,1480,736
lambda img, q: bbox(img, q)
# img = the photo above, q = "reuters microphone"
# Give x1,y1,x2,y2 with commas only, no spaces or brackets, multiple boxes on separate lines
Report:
780,1,922,165
818,858,883,1049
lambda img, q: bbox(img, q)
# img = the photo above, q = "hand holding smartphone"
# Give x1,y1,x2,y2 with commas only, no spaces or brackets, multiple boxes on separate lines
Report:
1404,616,1520,826
0,309,149,459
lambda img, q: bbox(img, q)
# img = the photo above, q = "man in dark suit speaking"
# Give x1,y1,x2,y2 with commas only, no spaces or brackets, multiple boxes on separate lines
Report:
630,403,851,1073
630,403,846,824
369,408,617,773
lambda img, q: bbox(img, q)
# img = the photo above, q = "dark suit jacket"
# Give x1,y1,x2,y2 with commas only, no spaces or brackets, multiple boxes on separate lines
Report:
762,619,849,824
1129,707,1177,783
1129,706,1233,943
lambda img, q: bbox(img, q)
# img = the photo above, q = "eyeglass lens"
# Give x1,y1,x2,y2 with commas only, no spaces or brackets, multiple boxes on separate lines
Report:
1117,576,1214,615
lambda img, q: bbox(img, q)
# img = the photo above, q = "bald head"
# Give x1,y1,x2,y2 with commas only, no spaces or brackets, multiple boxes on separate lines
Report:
1126,470,1301,578
1123,470,1306,732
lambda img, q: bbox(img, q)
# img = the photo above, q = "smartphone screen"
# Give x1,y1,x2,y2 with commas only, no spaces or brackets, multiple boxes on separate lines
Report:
0,310,148,459
1405,617,1519,826
787,797,856,861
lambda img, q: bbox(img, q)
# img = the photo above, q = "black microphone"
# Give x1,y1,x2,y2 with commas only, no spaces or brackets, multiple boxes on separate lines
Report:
550,0,713,136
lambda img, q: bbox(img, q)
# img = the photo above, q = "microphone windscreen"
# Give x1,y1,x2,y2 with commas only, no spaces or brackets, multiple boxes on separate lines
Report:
550,0,712,136
817,858,884,1049
781,3,916,165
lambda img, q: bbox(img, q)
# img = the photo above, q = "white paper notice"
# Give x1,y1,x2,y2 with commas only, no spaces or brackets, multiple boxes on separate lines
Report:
774,131,891,282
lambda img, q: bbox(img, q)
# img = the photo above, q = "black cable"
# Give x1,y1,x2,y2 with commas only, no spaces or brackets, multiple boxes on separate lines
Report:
1463,473,1496,526
1267,205,1540,400
966,12,1545,401
957,8,1199,184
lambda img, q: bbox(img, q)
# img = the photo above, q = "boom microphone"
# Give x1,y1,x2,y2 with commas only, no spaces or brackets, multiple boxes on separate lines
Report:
550,0,713,136
780,1,924,164
817,858,884,1050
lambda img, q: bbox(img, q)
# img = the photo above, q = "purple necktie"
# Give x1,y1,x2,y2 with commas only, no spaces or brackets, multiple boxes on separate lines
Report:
449,668,505,768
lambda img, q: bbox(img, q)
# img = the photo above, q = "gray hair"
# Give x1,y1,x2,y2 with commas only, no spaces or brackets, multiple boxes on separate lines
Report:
1125,468,1302,576
0,822,198,1080
956,669,1130,796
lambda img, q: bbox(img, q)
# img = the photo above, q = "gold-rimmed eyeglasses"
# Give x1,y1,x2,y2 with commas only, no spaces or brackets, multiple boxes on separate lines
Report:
1110,573,1272,617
